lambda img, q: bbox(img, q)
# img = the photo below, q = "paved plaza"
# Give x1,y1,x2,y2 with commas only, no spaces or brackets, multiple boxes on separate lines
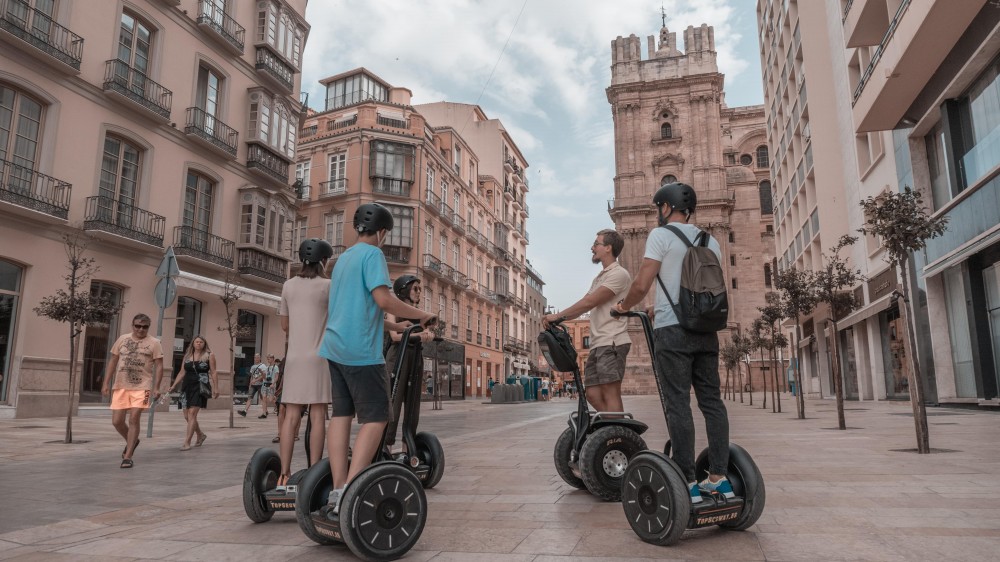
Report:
0,393,998,561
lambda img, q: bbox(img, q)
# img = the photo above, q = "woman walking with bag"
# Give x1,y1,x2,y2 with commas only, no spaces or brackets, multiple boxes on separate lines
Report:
168,335,218,450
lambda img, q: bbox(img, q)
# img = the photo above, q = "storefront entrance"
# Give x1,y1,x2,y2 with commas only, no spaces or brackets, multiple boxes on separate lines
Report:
985,263,1000,394
840,327,859,400
233,309,262,393
171,297,202,380
880,306,910,399
80,282,123,403
0,259,22,403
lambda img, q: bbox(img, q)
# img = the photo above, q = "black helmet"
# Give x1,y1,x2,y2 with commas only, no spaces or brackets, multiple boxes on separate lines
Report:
392,274,420,300
298,238,334,264
354,203,394,234
653,182,697,212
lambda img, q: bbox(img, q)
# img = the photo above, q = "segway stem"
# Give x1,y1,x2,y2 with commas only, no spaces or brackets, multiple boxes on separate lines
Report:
609,310,672,429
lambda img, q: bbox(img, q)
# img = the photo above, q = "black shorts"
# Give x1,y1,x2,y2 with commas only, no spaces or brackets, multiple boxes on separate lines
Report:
328,360,390,423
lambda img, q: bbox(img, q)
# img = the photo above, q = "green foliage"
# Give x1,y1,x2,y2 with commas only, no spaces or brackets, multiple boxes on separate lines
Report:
33,234,124,335
859,186,949,267
774,266,818,321
814,235,863,321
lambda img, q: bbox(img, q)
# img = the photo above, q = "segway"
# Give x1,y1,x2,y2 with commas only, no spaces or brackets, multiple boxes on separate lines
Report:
612,310,765,546
538,319,648,501
294,323,439,560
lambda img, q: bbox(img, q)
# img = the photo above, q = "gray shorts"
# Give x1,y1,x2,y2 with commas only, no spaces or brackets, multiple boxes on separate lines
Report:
327,361,390,423
584,343,630,387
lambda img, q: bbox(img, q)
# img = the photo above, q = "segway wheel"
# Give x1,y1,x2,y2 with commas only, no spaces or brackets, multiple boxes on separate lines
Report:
242,448,280,523
553,427,586,490
578,425,647,501
622,451,690,546
340,462,427,562
695,443,765,531
414,431,445,489
293,458,340,545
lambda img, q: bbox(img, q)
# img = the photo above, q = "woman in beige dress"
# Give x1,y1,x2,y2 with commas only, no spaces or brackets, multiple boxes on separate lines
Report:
276,239,335,486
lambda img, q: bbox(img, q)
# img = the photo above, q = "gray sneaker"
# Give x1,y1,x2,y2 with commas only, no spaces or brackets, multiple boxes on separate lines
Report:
327,488,344,514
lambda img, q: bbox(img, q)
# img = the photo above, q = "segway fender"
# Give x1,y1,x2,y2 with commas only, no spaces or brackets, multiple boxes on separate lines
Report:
590,417,649,435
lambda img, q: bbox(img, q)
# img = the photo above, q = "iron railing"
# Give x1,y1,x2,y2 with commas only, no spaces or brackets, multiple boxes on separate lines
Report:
103,59,172,119
246,143,290,183
0,0,83,69
452,213,465,233
196,0,244,52
330,245,346,260
372,177,411,197
423,253,444,276
255,46,293,91
173,226,234,267
852,0,911,104
439,201,454,224
451,269,469,288
83,195,165,246
425,190,441,213
319,178,347,197
383,245,410,264
328,115,358,130
185,107,238,157
237,247,288,283
376,115,408,128
0,157,71,219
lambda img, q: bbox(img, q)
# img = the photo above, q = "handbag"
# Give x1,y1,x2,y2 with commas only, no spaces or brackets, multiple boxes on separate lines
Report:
198,373,212,399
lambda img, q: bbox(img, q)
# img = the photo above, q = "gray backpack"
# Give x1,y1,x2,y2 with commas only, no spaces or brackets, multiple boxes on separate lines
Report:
656,225,729,332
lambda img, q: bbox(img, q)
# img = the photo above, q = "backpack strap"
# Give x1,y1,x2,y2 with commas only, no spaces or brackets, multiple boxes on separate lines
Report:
663,224,693,248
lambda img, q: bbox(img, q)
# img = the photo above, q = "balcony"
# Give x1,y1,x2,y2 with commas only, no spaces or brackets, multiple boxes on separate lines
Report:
372,177,411,198
0,158,71,220
383,245,411,264
376,115,408,129
851,0,981,132
328,115,358,130
172,226,234,268
246,143,290,183
103,59,172,120
330,245,346,261
184,107,238,158
843,0,888,47
450,269,470,289
0,0,83,71
83,195,165,247
520,203,528,218
424,190,441,215
423,253,445,277
237,247,288,283
195,0,245,54
466,329,472,342
451,213,465,234
439,201,454,225
503,186,514,201
254,46,294,93
319,178,347,197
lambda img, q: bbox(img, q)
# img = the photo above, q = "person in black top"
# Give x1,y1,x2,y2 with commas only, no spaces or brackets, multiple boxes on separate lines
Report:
168,335,218,450
383,276,435,456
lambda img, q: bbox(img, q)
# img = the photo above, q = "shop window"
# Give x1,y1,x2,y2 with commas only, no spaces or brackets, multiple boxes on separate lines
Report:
0,259,24,402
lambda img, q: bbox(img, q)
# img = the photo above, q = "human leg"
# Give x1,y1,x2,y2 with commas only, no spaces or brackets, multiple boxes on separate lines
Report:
124,408,142,459
307,403,327,466
400,350,423,451
345,363,391,481
182,407,198,448
653,326,697,481
279,403,304,480
382,345,407,447
111,407,128,441
690,334,730,479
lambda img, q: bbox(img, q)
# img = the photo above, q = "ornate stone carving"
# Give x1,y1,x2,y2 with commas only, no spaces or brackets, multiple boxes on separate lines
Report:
651,152,685,171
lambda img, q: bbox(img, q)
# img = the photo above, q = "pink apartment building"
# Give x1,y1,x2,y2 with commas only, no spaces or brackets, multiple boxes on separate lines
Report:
0,0,309,418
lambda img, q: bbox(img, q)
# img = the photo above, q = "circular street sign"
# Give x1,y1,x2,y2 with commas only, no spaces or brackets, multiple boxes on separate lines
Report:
154,277,177,309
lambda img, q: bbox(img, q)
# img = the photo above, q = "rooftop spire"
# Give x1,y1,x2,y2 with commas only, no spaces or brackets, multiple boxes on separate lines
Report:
661,5,667,28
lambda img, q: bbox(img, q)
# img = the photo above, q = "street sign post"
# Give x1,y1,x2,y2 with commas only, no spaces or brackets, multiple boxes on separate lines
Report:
148,247,178,438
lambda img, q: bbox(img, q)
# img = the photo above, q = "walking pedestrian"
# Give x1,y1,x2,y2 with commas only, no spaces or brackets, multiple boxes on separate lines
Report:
543,228,632,416
101,313,163,468
313,203,436,518
167,335,217,450
540,377,550,401
238,354,267,417
258,354,279,419
616,182,734,504
274,239,335,486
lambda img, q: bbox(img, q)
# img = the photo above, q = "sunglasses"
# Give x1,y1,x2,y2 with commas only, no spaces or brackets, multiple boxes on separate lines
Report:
134,324,150,329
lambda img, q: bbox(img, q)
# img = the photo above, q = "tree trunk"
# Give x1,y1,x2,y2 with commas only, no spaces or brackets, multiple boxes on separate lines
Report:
829,319,846,430
760,349,767,409
899,263,930,453
65,323,76,444
229,338,236,429
769,346,777,413
745,359,752,405
772,344,781,413
794,323,805,419
737,362,744,403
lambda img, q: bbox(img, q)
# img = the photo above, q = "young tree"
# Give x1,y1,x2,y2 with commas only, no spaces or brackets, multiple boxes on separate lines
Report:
731,327,752,404
748,318,767,409
720,339,740,401
34,233,125,443
813,235,863,430
774,266,818,419
758,293,788,413
860,186,948,453
217,272,254,429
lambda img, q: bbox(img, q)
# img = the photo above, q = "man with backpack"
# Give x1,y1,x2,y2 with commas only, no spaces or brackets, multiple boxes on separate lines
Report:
616,182,734,506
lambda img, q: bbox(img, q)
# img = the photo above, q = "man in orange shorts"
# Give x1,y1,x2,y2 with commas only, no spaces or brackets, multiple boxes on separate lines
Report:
101,313,164,468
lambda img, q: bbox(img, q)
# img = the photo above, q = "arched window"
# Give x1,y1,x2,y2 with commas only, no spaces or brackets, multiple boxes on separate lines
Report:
764,264,772,288
0,85,44,174
183,171,215,240
756,145,769,168
661,174,677,186
660,123,672,139
758,180,773,215
0,259,24,401
740,153,753,166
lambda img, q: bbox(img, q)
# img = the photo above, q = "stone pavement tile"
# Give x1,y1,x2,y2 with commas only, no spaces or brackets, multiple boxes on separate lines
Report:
426,510,510,523
412,526,532,554
515,503,595,513
427,494,500,504
456,519,543,530
572,527,764,560
421,553,536,562
535,556,689,562
430,502,519,513
487,493,561,504
170,518,308,546
30,524,144,547
4,552,139,561
511,528,583,555
162,542,313,561
53,538,199,559
886,535,1000,560
0,519,107,546
86,506,186,527
119,520,221,541
756,532,907,561
0,546,45,561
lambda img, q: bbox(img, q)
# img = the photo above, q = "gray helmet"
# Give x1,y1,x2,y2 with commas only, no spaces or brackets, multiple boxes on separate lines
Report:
354,203,394,234
392,274,420,300
298,238,334,264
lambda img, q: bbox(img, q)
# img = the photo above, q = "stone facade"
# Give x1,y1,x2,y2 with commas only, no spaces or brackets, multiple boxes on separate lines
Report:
606,24,778,395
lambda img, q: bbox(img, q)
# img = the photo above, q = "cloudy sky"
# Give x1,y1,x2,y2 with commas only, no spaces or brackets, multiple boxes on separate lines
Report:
300,0,765,310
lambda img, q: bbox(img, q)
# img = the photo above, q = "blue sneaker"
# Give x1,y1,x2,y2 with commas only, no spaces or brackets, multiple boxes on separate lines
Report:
689,482,703,504
699,477,736,498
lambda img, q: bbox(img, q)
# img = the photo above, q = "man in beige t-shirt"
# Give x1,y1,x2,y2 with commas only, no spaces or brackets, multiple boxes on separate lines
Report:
543,229,632,414
101,313,164,468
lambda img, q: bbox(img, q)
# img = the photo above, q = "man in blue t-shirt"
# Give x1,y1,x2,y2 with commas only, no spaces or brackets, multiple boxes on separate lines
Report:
316,203,436,516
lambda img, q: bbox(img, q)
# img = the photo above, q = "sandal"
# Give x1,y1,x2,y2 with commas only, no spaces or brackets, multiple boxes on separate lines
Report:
196,433,207,446
271,436,280,443
180,444,192,451
259,414,268,419
122,439,140,459
120,458,133,469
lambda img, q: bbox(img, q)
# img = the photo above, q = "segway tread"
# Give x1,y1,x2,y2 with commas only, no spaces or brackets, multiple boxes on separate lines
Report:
242,448,280,523
622,451,690,546
340,462,427,562
695,443,766,531
553,427,586,490
578,424,647,501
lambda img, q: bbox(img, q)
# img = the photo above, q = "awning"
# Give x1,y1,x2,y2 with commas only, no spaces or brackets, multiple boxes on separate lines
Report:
175,271,281,308
923,223,1000,278
836,293,894,329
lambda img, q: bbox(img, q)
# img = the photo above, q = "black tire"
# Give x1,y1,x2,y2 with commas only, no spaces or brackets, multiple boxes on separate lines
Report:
621,451,690,546
242,448,280,523
553,426,586,490
578,425,647,501
414,432,445,489
341,462,427,562
293,458,340,546
694,443,765,531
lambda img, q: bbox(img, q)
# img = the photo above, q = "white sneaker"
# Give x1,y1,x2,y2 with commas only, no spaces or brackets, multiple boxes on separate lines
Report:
327,488,344,514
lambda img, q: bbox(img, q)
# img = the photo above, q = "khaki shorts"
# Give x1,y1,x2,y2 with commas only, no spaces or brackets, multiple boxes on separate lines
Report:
584,344,631,387
111,388,151,410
